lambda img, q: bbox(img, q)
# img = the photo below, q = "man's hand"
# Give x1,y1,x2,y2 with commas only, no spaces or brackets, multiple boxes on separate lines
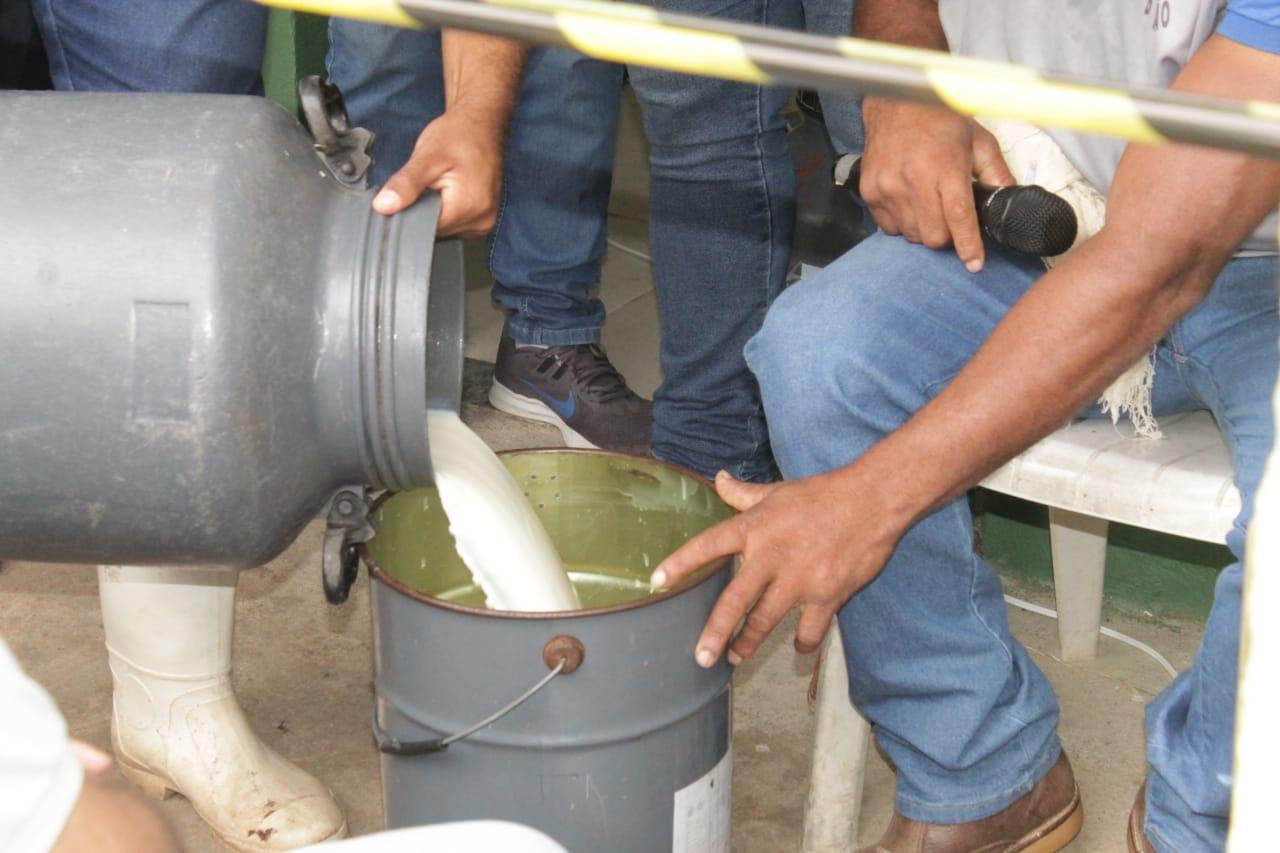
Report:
372,106,505,237
370,29,523,238
651,469,907,668
852,0,1014,272
859,98,1015,272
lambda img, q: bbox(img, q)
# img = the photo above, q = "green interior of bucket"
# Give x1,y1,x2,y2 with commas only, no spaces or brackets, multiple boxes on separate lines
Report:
365,451,734,610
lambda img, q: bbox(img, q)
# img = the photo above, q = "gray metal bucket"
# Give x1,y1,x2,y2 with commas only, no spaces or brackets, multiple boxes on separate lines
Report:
362,449,735,852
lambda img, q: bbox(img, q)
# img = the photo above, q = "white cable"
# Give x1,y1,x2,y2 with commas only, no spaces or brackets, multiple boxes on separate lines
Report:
606,237,653,264
1004,594,1179,681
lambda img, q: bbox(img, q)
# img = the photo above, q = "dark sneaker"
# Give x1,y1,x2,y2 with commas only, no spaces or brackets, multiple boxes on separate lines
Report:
489,332,653,454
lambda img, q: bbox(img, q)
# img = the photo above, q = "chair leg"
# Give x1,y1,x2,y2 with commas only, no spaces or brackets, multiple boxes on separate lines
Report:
802,625,871,852
1048,507,1109,661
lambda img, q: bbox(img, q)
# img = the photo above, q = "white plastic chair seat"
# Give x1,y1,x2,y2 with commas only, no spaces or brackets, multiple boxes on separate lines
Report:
981,411,1239,544
977,409,1239,540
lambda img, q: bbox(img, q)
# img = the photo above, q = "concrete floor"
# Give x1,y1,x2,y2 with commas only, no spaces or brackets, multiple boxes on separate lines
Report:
0,91,1210,851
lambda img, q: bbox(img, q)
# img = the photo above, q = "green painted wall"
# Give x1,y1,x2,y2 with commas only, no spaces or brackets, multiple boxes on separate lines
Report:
974,490,1229,621
262,10,329,116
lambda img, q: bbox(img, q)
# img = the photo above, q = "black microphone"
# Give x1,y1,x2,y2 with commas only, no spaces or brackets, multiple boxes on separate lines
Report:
832,154,1078,258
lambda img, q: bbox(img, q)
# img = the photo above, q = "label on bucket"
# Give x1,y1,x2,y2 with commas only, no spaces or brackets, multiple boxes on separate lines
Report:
672,748,732,853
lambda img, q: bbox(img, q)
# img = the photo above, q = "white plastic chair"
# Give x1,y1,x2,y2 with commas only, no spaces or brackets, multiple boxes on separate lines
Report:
802,410,1239,851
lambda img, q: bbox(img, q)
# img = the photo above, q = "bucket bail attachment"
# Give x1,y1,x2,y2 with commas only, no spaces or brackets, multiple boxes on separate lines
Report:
374,635,586,756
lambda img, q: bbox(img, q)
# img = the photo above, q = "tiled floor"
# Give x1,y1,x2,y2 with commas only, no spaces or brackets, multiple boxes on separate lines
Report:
1,89,1210,852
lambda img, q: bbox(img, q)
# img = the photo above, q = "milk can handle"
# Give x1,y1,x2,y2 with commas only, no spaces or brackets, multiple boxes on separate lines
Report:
374,635,585,756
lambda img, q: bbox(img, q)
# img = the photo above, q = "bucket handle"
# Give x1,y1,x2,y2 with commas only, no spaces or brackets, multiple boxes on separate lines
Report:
374,634,585,756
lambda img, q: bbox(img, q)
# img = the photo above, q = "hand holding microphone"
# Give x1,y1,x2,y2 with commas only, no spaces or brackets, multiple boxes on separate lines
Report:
834,154,1078,260
840,100,1085,270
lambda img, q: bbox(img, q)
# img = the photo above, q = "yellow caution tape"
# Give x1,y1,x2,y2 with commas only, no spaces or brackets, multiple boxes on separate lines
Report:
833,34,1040,80
927,69,1165,145
556,14,769,82
1250,100,1280,122
494,0,659,22
257,0,421,28
257,0,1280,158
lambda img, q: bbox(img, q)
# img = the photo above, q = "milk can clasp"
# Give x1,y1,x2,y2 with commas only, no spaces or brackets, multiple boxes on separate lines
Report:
321,487,377,604
298,76,375,188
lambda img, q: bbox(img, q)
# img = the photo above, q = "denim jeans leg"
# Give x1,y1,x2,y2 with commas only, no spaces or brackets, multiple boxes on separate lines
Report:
628,0,799,482
325,20,445,186
488,48,624,346
1141,256,1279,853
31,0,267,93
745,233,1063,820
800,0,863,153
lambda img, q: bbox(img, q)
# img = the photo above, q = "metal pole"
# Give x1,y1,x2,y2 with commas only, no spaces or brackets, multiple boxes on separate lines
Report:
258,0,1280,158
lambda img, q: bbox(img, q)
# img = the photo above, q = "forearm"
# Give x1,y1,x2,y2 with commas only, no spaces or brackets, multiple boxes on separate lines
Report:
852,226,1217,530
848,35,1280,533
439,29,524,124
853,0,945,52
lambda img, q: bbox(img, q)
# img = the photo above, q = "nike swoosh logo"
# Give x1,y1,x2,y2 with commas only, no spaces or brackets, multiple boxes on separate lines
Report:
519,380,576,421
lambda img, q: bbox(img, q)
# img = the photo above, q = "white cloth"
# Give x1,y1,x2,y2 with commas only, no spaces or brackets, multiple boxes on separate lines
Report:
978,117,1163,437
0,639,83,853
941,0,1278,255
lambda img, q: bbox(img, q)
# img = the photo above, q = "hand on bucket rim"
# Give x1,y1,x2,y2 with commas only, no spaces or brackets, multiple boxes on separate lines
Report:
651,467,906,668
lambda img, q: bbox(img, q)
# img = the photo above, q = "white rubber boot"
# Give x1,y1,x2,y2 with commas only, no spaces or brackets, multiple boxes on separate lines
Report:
98,565,347,851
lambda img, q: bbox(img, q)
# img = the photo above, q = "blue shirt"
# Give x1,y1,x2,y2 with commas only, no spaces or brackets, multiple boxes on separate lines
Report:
1220,0,1280,53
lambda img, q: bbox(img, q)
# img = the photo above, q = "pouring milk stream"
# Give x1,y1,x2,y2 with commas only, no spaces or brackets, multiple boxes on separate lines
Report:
426,410,580,611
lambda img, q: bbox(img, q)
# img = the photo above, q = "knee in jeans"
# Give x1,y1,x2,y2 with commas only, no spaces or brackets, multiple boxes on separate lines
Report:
748,271,888,407
629,71,788,152
760,263,895,355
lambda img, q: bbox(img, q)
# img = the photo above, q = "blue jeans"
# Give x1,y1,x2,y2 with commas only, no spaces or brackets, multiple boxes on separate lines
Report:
330,13,797,481
747,231,1277,850
31,0,267,93
628,0,800,481
800,0,862,154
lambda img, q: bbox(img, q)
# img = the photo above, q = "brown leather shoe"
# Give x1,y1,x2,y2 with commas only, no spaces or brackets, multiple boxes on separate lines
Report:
857,751,1083,852
1127,782,1156,853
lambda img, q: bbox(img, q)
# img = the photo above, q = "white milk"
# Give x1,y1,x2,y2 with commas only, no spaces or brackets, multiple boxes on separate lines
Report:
426,410,580,611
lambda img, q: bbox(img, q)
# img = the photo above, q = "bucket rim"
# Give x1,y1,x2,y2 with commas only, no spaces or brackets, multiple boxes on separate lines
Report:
359,447,733,620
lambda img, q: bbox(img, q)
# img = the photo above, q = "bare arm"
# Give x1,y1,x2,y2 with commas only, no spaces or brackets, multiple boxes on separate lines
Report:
438,29,523,114
853,0,947,50
656,35,1280,667
371,30,524,237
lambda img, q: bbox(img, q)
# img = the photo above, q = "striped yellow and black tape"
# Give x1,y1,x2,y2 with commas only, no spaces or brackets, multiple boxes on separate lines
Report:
258,0,1280,159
